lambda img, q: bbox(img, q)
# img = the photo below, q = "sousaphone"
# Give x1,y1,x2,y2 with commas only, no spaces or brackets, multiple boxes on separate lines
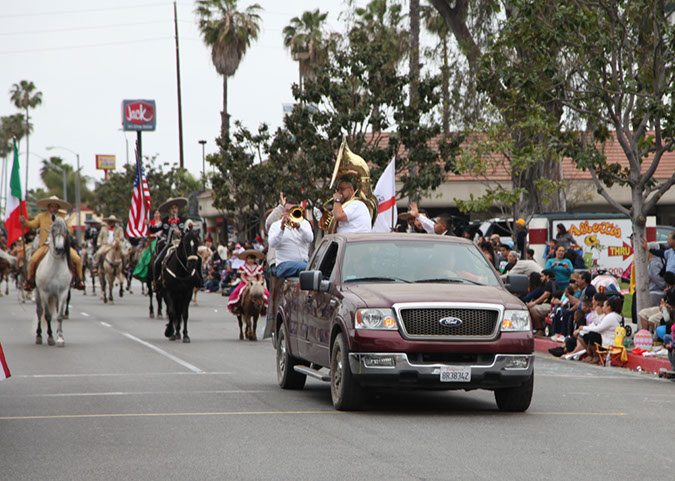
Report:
319,137,378,233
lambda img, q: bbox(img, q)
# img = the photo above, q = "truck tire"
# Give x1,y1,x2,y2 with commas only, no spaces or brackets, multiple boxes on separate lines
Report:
276,323,306,390
494,374,534,412
330,333,364,411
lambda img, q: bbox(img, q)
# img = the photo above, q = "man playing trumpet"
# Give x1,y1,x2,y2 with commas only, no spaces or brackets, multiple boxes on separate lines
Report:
268,198,313,279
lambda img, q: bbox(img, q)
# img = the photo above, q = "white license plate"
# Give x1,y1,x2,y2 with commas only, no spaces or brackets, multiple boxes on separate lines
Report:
439,366,471,382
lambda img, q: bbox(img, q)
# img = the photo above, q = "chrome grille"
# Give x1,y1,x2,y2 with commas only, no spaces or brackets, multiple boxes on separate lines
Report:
398,308,500,338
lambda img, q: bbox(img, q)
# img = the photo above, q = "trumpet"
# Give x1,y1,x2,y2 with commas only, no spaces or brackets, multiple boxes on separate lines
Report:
285,206,305,229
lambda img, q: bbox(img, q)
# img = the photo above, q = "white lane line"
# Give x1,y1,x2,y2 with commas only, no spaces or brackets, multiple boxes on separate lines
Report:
0,390,272,398
98,321,204,373
81,312,90,317
13,372,231,379
120,332,204,373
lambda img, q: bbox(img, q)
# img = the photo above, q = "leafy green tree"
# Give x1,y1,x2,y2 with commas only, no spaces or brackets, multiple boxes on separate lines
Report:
429,0,567,216
91,156,200,220
208,123,278,240
490,0,675,313
9,80,42,190
195,0,262,142
282,9,329,90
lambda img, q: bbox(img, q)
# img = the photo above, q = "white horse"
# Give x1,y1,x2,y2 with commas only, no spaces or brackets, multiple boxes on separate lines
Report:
35,218,73,347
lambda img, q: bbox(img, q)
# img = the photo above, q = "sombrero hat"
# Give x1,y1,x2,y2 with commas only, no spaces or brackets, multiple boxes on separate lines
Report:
158,197,188,213
237,249,265,261
102,215,122,223
36,195,71,211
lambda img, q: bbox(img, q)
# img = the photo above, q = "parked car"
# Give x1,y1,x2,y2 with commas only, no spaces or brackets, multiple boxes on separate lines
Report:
271,233,533,412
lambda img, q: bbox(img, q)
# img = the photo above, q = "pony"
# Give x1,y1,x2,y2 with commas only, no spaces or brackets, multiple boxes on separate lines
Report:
159,230,202,342
98,239,125,304
237,279,265,341
34,218,73,347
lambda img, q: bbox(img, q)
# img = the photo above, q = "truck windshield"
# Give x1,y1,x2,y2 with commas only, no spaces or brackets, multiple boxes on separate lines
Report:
341,240,501,287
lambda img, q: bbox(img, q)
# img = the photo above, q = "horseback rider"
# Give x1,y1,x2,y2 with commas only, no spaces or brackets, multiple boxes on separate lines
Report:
147,197,189,273
84,219,101,249
20,195,85,291
93,215,125,274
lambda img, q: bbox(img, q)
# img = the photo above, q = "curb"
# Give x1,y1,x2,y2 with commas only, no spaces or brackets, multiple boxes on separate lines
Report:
534,338,671,374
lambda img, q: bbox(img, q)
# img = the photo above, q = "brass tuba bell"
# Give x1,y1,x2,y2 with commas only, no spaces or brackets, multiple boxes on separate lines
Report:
319,137,378,233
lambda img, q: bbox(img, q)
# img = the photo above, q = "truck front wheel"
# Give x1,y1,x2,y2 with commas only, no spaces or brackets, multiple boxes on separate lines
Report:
276,323,306,390
330,333,364,411
494,374,534,412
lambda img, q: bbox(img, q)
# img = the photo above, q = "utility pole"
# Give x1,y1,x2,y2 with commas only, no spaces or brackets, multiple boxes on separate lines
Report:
199,140,207,190
174,1,185,169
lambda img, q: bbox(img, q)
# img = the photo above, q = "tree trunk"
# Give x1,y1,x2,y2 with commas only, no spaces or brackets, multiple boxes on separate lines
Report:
632,190,650,318
409,0,420,111
221,76,230,144
441,36,450,135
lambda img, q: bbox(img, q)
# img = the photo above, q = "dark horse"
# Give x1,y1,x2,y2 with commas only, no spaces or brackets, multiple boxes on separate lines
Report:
157,230,202,342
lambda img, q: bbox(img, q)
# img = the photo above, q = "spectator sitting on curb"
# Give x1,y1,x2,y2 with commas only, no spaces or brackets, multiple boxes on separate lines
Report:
637,273,675,333
500,252,542,281
523,270,556,337
561,293,607,360
578,296,622,364
549,307,589,358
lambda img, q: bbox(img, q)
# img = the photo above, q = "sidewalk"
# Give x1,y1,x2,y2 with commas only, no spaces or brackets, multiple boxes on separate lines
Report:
534,337,672,374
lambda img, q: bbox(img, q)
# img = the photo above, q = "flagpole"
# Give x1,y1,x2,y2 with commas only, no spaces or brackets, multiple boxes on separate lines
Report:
13,138,28,281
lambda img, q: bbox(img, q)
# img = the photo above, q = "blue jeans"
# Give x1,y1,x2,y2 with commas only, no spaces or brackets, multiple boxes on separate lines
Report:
205,279,220,291
275,261,308,278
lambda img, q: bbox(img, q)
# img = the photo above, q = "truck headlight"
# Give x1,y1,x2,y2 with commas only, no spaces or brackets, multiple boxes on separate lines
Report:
355,309,398,330
501,310,531,332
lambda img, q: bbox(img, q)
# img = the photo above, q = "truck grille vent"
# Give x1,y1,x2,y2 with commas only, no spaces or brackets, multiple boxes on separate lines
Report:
399,308,499,338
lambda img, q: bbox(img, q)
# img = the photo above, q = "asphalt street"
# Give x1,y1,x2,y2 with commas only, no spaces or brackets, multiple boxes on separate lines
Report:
1,280,673,481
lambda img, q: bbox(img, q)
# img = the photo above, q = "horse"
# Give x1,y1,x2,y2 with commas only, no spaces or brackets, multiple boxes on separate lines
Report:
99,239,125,304
82,239,97,295
126,243,144,294
0,249,16,296
11,244,32,303
159,230,202,343
192,245,211,305
136,237,164,319
237,280,265,341
34,218,73,347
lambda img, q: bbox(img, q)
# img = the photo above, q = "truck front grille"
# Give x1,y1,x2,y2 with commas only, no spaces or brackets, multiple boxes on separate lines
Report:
398,308,500,339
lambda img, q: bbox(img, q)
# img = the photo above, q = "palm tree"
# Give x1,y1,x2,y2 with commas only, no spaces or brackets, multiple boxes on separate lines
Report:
422,5,451,135
0,113,29,158
195,0,262,142
10,80,42,193
282,9,328,90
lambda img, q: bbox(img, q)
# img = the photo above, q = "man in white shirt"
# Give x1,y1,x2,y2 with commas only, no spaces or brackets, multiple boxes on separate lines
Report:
332,176,372,233
268,199,314,278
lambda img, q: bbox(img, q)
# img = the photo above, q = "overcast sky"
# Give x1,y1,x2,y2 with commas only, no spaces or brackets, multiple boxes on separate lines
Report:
1,0,369,204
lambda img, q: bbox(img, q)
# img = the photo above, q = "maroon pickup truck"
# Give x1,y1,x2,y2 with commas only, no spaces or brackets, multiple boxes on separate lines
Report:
272,233,534,411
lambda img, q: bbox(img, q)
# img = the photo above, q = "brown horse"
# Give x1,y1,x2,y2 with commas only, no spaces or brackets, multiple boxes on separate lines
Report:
237,280,266,341
99,239,124,304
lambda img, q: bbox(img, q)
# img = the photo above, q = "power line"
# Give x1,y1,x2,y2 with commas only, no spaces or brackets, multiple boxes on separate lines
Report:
0,2,169,19
0,20,171,37
0,37,171,56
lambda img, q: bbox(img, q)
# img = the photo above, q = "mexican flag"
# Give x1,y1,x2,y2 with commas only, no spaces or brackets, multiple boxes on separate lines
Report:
0,341,10,380
4,138,26,248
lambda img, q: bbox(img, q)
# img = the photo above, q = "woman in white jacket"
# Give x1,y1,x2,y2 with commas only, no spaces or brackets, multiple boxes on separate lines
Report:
579,297,623,364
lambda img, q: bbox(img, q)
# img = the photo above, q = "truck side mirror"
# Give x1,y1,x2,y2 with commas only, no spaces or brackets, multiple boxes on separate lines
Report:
299,271,330,292
504,274,529,296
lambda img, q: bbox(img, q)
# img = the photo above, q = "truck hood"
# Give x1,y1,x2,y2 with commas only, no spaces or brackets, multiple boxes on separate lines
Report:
343,282,525,310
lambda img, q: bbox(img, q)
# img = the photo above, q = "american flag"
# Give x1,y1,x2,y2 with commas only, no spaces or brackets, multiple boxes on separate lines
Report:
126,150,151,238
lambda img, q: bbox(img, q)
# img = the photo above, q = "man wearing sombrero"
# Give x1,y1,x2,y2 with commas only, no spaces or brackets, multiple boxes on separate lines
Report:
148,197,189,271
19,195,84,290
93,215,125,272
147,197,189,241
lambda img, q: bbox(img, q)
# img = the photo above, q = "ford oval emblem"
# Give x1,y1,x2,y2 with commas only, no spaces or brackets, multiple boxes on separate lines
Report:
439,317,462,327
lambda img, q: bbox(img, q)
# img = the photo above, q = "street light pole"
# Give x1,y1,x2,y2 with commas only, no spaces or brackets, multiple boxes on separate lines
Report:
47,145,82,244
199,140,206,190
